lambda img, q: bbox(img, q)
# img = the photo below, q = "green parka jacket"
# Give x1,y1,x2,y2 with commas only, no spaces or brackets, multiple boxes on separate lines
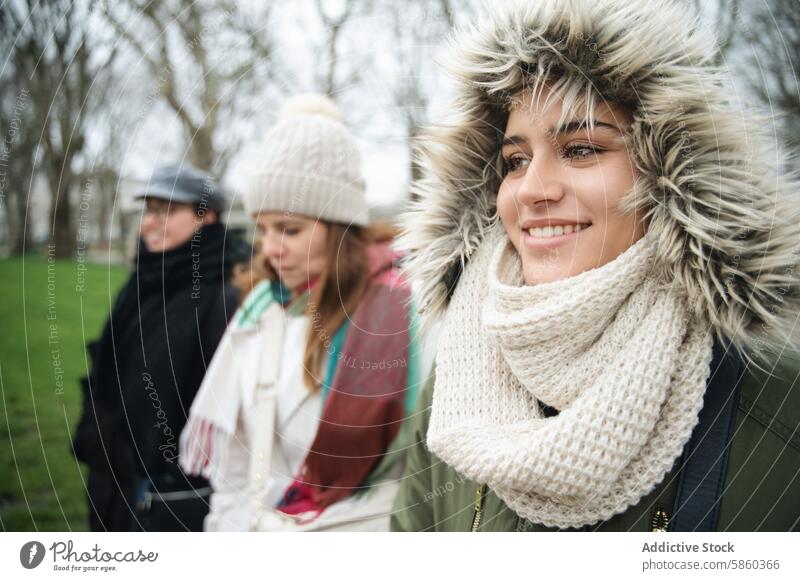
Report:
391,347,800,532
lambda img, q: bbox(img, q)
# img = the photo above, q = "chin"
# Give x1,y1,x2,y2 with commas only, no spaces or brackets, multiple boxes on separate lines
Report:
522,264,575,285
148,243,170,253
278,276,300,290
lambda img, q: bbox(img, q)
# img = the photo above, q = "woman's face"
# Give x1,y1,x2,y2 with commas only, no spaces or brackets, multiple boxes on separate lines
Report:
255,212,329,293
140,198,212,253
496,88,645,285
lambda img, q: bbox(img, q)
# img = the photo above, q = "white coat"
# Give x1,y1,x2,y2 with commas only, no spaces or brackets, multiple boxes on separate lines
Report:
193,299,405,532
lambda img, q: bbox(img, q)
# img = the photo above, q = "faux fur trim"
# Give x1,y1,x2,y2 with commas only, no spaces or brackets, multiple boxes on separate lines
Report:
398,0,800,356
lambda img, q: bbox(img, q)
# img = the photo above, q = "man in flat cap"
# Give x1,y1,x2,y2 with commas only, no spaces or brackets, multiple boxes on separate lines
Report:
73,164,249,531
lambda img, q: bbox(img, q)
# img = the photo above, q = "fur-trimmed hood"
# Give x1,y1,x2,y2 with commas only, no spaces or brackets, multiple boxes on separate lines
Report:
400,0,800,356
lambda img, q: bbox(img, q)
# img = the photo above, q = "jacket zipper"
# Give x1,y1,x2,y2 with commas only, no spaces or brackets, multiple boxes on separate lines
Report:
470,484,487,532
651,507,670,532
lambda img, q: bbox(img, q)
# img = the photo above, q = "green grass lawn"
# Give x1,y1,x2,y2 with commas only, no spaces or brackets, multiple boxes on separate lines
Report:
0,254,128,531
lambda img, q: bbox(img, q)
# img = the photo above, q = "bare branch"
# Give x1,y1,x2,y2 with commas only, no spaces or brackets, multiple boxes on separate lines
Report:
439,0,455,29
743,0,800,149
103,6,161,76
101,0,276,171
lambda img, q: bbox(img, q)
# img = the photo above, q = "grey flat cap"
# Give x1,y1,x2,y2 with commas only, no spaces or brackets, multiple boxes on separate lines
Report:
136,164,227,213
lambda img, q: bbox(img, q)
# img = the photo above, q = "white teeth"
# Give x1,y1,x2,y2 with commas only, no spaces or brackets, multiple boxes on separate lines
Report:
527,224,589,239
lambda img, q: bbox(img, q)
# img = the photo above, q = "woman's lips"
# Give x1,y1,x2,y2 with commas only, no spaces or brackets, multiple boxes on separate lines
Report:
272,264,296,277
521,223,591,249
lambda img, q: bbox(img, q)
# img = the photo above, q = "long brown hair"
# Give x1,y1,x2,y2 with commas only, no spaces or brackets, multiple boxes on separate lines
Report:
303,223,371,390
259,222,377,389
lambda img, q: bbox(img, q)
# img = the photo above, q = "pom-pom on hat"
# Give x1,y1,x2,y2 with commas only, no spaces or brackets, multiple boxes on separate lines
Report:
244,94,369,226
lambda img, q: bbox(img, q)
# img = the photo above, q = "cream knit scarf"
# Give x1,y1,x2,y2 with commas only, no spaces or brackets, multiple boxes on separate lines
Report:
427,226,713,529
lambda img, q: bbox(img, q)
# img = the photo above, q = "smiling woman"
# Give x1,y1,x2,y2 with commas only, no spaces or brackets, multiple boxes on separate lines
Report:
496,88,644,284
392,0,800,532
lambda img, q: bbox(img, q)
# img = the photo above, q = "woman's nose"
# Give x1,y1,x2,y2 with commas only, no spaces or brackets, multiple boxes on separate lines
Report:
261,232,283,259
515,155,567,208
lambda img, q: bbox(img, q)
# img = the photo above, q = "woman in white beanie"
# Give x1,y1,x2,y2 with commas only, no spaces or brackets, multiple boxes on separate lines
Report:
392,0,800,531
179,95,424,531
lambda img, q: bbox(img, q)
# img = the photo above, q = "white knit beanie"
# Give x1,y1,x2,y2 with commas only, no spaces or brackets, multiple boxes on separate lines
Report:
244,94,369,226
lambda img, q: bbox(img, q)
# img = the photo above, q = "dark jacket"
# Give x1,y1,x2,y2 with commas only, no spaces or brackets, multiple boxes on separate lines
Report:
391,347,800,531
72,223,243,531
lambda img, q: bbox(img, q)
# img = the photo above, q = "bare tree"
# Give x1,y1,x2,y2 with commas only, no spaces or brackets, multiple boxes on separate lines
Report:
82,121,125,249
739,0,800,150
438,0,455,29
0,19,39,255
3,0,118,258
0,95,37,255
313,0,353,96
103,0,277,175
691,0,741,65
380,0,479,185
386,1,432,184
311,0,377,97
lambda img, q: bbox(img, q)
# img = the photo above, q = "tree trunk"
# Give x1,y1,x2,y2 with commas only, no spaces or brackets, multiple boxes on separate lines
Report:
48,166,75,258
8,186,32,254
409,124,423,201
188,127,215,171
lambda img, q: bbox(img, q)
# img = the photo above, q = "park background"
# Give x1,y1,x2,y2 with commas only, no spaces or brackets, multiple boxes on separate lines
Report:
1,0,798,531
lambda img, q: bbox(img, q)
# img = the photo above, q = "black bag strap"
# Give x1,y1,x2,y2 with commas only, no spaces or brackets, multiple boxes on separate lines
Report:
670,342,745,531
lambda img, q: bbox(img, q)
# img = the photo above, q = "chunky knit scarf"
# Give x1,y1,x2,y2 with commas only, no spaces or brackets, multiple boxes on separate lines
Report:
427,226,714,529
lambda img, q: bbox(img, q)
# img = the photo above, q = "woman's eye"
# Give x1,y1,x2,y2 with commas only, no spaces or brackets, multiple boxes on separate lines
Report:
503,154,530,174
283,228,301,236
562,143,602,160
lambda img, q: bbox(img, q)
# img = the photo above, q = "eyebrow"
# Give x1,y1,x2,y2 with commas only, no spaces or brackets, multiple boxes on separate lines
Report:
259,220,298,229
501,119,624,147
553,119,623,136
